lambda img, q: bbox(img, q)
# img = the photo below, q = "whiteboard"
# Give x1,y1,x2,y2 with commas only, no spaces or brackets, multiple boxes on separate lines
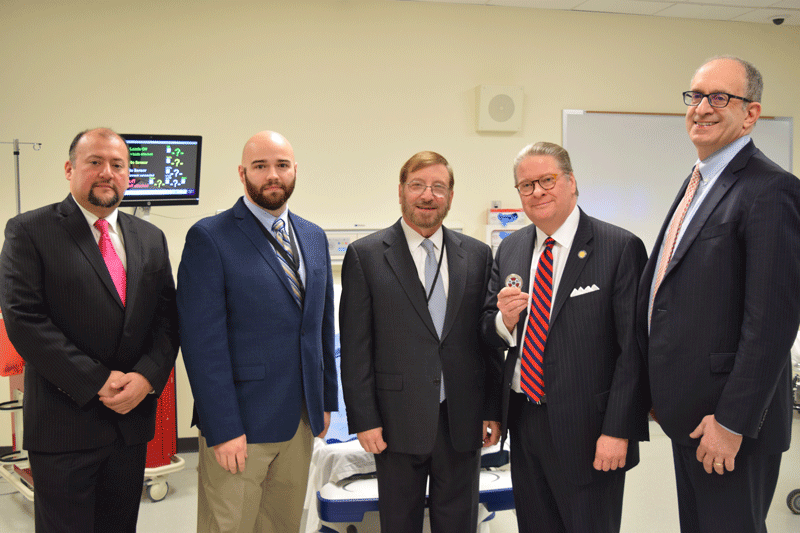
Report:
562,110,793,253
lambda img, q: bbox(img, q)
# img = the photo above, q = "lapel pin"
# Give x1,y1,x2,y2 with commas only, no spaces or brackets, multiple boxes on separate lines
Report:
505,273,522,289
578,250,587,259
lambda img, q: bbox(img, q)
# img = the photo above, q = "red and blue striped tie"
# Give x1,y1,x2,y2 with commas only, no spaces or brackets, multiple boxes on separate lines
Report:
520,237,555,403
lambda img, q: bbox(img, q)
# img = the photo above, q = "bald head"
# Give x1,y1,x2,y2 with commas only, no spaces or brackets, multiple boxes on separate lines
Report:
241,131,294,166
238,131,297,215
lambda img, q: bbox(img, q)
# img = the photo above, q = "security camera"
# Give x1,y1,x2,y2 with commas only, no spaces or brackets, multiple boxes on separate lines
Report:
772,17,785,25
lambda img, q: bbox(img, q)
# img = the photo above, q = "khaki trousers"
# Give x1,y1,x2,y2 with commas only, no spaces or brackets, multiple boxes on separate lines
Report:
197,410,313,533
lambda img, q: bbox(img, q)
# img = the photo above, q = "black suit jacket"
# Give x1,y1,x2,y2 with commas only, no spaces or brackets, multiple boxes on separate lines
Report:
340,220,503,455
481,210,649,485
639,141,800,454
0,195,179,453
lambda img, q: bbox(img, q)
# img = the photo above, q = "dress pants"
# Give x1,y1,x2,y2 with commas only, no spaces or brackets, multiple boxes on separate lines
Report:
374,401,481,533
197,408,314,533
509,392,625,533
672,442,781,533
28,438,147,533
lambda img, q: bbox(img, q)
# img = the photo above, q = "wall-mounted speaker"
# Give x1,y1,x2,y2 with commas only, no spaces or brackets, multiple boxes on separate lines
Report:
476,85,523,132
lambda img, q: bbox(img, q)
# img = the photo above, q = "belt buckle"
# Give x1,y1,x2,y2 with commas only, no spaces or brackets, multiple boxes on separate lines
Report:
532,394,546,405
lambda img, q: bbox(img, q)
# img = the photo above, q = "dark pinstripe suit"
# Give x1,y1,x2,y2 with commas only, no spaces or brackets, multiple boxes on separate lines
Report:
0,195,179,531
639,140,800,532
481,209,649,533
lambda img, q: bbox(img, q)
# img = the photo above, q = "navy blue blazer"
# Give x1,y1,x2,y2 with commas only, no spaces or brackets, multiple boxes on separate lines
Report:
177,198,337,447
639,140,800,454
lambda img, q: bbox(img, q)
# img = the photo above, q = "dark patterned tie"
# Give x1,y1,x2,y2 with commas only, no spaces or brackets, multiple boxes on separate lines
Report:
94,219,126,306
271,218,303,306
520,237,555,403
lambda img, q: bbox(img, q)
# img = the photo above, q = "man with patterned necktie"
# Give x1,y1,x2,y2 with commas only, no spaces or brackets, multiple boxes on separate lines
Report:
480,141,649,533
177,131,337,533
340,151,502,533
640,56,800,533
0,128,179,533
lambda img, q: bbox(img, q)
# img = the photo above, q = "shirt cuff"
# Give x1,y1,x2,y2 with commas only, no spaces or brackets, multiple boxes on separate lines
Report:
495,312,517,347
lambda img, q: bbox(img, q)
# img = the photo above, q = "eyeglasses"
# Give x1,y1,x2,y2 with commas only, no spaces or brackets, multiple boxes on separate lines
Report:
515,174,559,196
683,91,752,108
406,181,450,198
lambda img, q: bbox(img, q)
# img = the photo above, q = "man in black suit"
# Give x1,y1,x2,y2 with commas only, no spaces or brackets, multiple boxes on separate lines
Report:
640,56,800,533
480,142,649,533
339,151,502,533
0,128,179,533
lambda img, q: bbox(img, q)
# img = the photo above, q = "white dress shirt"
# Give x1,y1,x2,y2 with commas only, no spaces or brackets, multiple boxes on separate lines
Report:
495,207,581,392
73,195,127,271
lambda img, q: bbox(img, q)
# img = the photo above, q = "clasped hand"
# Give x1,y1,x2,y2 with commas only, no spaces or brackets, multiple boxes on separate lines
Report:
98,370,152,415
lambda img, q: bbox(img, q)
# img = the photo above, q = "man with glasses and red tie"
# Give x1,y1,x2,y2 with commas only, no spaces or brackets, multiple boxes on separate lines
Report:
340,151,502,533
480,141,649,533
639,56,800,533
0,128,179,533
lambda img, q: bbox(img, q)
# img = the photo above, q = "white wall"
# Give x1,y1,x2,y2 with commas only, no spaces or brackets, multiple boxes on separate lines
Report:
1,0,799,445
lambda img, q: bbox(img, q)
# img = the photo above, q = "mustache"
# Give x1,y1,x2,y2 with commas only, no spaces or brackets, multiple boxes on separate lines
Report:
260,180,286,192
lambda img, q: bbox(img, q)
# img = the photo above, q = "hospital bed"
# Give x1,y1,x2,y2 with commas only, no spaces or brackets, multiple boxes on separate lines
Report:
300,341,515,532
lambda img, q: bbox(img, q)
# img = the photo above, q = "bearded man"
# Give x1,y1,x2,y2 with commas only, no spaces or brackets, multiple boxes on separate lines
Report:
339,151,503,533
177,131,337,533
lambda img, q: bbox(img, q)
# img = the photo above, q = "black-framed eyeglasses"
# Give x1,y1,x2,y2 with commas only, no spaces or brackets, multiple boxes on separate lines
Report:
683,91,752,108
515,174,560,196
405,181,450,199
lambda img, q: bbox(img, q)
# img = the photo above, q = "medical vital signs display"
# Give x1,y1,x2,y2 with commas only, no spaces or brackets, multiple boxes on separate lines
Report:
120,134,202,207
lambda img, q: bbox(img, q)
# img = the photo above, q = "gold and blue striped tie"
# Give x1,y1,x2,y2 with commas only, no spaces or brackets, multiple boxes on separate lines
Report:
272,218,303,307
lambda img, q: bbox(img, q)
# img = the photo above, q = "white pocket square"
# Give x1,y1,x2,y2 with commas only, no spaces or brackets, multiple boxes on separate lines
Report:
570,284,600,297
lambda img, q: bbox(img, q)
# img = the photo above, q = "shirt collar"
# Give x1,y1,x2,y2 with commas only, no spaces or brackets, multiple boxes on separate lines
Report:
535,205,580,252
243,196,290,230
72,194,120,232
696,135,751,182
400,217,444,252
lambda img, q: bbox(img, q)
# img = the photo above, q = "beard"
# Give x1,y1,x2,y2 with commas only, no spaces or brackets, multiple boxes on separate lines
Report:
243,169,295,211
400,194,451,231
88,184,121,208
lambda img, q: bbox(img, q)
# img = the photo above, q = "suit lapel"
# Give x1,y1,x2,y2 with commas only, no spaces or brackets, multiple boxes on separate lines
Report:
383,221,438,338
288,212,316,316
118,213,142,313
58,197,125,309
550,210,593,326
665,145,753,276
234,199,298,303
440,227,465,341
512,225,538,348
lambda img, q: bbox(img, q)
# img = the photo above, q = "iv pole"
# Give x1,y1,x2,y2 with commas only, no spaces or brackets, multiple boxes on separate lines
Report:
1,139,42,215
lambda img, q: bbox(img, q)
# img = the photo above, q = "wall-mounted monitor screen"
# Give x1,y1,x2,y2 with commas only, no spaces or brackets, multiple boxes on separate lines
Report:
119,134,202,207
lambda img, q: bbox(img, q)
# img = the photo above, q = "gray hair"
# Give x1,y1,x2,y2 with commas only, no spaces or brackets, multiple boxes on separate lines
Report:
699,55,763,106
513,141,573,183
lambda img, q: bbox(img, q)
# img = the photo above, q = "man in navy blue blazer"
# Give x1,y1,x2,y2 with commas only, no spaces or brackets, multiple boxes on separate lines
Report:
177,131,337,533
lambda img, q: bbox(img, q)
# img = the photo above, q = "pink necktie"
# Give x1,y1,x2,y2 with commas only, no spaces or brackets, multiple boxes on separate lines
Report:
520,237,555,403
94,219,126,306
649,166,701,323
